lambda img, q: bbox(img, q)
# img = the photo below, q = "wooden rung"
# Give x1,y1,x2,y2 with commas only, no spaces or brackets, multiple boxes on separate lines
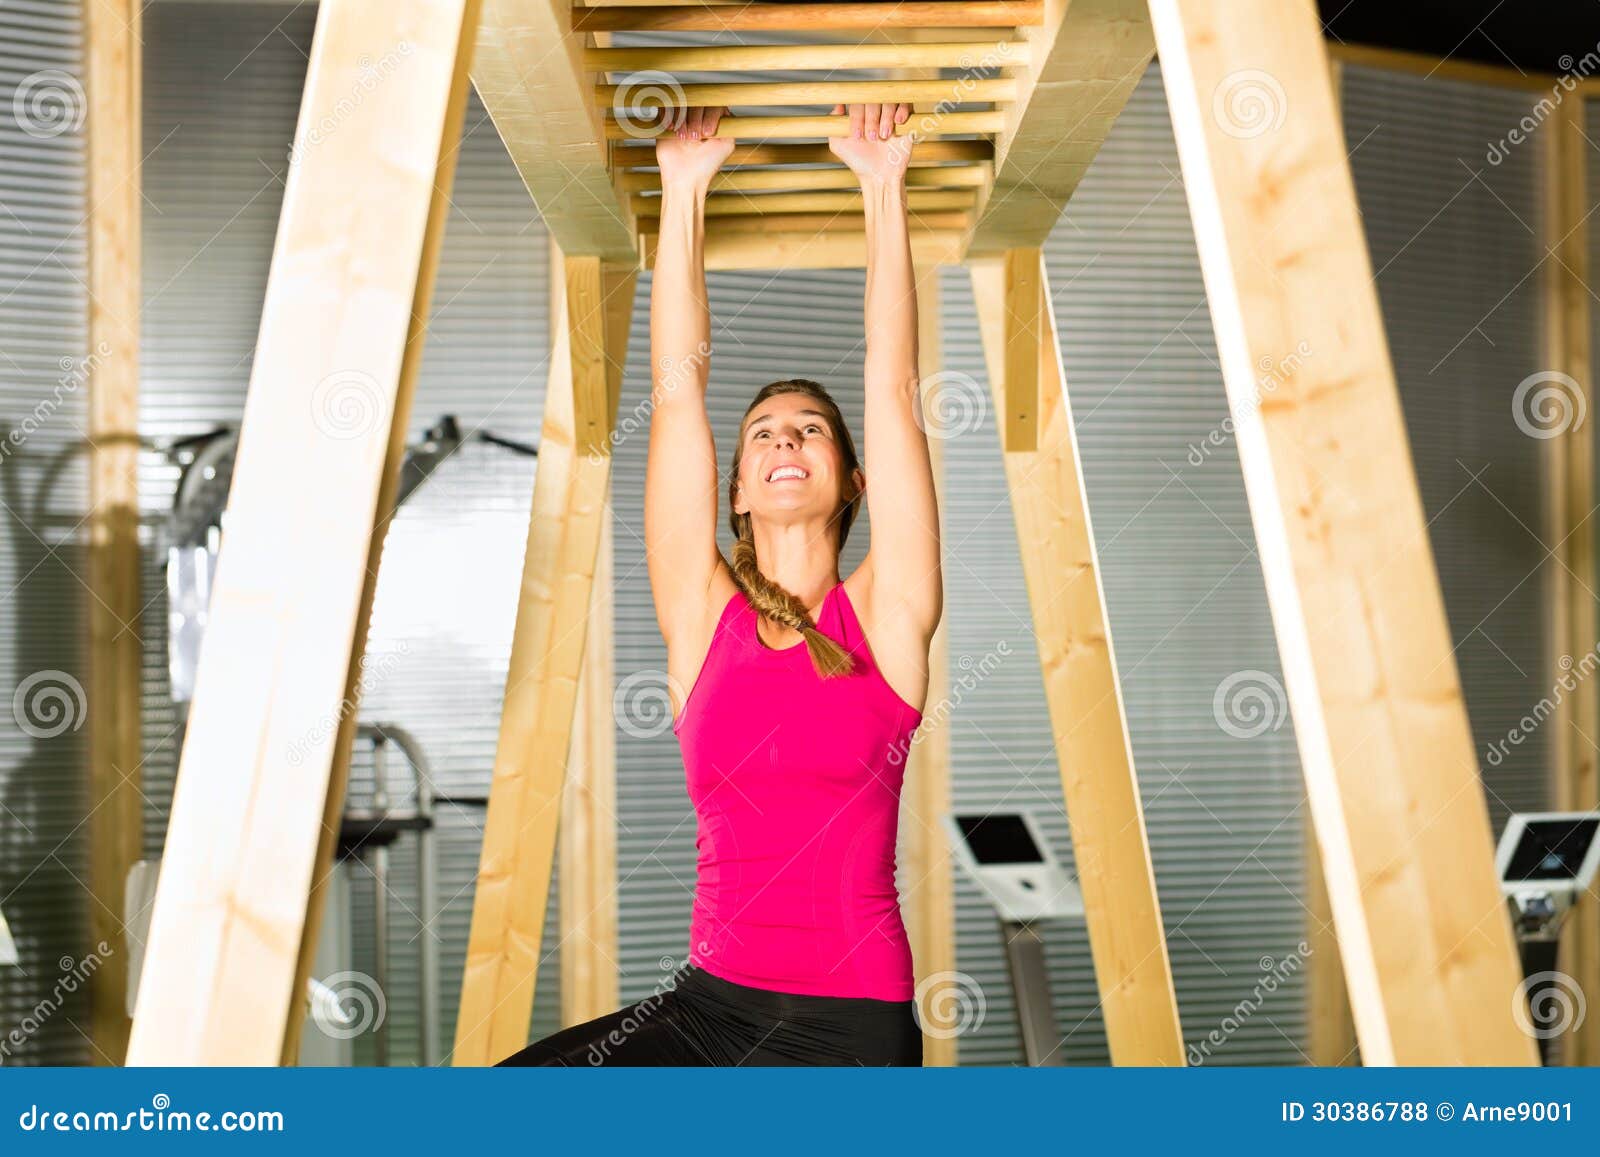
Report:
584,40,1029,73
605,110,1005,140
611,138,994,169
575,1,1045,32
641,228,968,270
619,163,990,194
597,78,1017,109
639,210,972,235
633,188,977,216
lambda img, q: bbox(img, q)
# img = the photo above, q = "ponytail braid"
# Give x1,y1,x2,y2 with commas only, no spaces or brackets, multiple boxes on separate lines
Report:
725,536,855,679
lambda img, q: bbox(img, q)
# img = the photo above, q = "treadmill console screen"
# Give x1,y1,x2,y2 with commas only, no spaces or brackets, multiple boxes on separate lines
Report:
956,814,1045,865
1504,818,1600,882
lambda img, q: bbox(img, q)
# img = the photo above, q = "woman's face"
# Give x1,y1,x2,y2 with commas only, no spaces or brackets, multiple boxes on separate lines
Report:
733,392,861,530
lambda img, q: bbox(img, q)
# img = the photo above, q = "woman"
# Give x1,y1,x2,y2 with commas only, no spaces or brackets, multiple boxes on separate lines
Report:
496,102,941,1066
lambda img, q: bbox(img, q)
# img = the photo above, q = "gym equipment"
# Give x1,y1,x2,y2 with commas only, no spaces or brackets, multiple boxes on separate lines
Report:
125,722,445,1066
1496,810,1600,1063
162,414,535,706
941,809,1082,1065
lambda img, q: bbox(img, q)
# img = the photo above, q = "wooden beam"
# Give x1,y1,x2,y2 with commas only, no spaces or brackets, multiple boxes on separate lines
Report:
126,0,482,1066
84,0,142,1068
560,510,620,1025
454,251,636,1065
639,210,972,235
971,253,1184,1065
1542,95,1599,1068
574,1,1046,32
641,229,965,270
999,247,1040,451
585,39,1029,72
968,0,1153,254
636,189,977,217
612,139,994,169
1149,0,1537,1065
1304,56,1357,1068
472,0,635,261
620,163,990,194
598,77,1017,109
606,110,1005,140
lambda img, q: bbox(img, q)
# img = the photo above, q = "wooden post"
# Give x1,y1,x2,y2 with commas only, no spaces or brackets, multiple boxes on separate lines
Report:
83,0,142,1067
972,251,1185,1065
126,0,483,1065
1542,95,1598,1068
1149,0,1537,1065
1000,247,1040,452
1305,56,1357,1068
453,248,635,1066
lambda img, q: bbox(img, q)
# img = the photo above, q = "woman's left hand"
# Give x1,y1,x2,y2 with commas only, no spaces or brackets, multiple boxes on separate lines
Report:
828,102,914,183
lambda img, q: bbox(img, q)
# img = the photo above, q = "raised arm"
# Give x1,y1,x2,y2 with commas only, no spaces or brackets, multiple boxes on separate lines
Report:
645,107,736,661
830,104,943,651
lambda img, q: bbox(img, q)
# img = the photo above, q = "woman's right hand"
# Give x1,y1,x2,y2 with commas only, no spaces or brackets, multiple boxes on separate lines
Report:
654,106,735,187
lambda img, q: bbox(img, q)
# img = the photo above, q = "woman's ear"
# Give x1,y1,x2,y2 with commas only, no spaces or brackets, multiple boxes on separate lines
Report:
851,466,866,498
732,481,748,516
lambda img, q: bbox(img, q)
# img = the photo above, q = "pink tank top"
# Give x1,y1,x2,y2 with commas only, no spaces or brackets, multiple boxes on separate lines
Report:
672,581,922,1001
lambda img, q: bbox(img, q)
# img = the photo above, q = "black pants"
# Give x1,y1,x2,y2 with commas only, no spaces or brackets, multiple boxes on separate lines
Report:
494,964,923,1067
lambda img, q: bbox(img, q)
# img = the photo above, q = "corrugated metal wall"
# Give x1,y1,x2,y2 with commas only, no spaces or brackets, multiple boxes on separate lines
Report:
0,3,1562,1067
1343,64,1551,836
0,0,92,1067
138,1,559,1064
